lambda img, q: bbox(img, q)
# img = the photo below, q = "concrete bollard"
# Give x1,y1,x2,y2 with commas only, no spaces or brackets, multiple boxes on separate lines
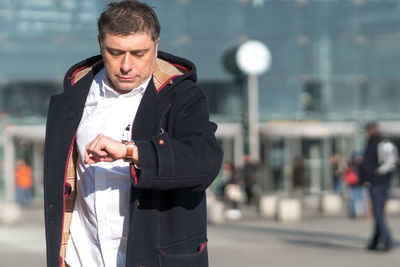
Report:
0,201,22,224
259,195,279,219
303,194,320,214
277,198,302,222
386,199,400,215
321,193,343,216
207,200,225,224
224,209,243,221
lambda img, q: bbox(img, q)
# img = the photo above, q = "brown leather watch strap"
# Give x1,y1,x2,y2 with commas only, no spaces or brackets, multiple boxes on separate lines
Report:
121,140,135,162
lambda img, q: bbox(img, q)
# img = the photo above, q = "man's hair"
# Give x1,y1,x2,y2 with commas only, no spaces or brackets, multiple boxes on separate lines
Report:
97,0,161,42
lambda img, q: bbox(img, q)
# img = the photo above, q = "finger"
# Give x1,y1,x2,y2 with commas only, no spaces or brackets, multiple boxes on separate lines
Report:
84,135,103,163
90,155,115,164
85,156,97,165
88,136,101,153
93,139,110,156
86,153,110,164
84,143,94,164
91,143,108,156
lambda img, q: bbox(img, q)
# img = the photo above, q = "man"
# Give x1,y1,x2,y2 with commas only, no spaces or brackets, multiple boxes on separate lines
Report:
44,1,223,267
362,122,396,251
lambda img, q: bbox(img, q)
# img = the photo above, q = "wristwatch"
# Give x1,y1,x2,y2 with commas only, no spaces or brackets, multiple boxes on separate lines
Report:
121,140,136,162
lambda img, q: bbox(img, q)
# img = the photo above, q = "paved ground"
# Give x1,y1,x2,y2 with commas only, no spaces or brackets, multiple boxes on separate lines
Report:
208,215,400,267
0,206,399,267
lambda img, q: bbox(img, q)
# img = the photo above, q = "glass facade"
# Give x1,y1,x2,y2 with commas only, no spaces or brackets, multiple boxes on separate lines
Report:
2,0,400,121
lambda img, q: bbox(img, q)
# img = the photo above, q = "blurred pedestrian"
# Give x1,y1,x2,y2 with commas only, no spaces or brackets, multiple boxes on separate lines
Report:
223,163,244,220
243,154,260,206
43,1,223,267
362,122,397,251
330,153,345,194
292,156,305,199
344,152,368,218
15,158,33,207
212,162,235,199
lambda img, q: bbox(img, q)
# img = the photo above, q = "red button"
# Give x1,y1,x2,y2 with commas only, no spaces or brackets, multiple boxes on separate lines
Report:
158,139,165,146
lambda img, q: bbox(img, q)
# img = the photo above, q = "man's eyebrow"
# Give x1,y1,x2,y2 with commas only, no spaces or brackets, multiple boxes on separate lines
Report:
130,48,149,53
106,47,149,53
106,47,125,53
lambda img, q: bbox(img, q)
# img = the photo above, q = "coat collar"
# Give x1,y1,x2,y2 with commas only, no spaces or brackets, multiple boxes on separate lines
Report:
68,57,186,92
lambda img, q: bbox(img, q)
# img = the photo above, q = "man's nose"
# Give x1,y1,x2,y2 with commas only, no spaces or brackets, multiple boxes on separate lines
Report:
121,54,133,74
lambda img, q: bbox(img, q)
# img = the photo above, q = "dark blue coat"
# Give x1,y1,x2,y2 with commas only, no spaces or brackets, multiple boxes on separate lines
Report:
44,51,223,267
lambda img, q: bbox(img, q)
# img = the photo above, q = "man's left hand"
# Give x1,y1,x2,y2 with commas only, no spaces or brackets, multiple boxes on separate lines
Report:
84,134,126,164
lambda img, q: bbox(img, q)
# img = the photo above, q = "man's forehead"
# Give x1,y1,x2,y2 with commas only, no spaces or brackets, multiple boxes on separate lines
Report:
102,31,153,41
101,33,156,52
103,33,156,48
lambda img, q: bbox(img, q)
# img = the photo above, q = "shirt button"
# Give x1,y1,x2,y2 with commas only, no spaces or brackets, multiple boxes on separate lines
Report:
158,139,165,146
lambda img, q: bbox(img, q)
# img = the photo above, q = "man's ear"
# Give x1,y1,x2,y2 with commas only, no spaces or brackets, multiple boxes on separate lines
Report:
98,35,102,53
155,38,160,57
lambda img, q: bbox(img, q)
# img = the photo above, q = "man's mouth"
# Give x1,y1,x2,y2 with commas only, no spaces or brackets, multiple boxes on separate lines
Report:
117,76,136,81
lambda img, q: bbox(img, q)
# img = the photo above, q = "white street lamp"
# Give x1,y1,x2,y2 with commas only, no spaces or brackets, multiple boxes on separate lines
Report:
236,40,271,161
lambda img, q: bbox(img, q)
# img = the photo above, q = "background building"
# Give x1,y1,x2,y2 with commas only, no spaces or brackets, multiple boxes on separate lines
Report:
1,0,400,201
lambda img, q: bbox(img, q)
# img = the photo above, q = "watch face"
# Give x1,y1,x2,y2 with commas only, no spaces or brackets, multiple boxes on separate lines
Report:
236,40,271,76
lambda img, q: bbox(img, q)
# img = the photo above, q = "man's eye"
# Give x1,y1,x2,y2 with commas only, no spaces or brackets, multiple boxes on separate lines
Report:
109,50,122,56
134,52,145,57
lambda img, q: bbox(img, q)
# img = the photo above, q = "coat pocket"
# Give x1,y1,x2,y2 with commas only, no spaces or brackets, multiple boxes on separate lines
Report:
158,238,208,267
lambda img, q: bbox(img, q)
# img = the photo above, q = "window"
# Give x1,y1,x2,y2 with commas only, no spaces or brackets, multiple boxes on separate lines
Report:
0,81,62,118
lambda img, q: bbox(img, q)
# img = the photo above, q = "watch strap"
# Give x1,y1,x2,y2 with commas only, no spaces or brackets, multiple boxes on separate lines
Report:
121,140,136,162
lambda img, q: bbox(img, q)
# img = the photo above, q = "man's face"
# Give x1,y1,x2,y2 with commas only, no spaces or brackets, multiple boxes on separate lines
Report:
365,127,377,139
99,32,159,94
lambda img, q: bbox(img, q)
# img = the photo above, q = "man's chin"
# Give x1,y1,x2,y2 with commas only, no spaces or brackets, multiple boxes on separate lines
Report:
107,77,137,92
113,82,139,93
117,86,136,93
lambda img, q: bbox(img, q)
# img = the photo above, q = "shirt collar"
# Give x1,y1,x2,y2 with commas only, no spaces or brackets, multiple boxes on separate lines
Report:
100,68,151,98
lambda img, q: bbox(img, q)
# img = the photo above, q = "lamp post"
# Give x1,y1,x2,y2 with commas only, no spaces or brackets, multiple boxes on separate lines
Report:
236,40,271,162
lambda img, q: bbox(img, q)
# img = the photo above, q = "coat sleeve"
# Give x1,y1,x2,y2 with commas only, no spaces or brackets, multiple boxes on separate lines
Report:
132,86,223,191
376,141,399,175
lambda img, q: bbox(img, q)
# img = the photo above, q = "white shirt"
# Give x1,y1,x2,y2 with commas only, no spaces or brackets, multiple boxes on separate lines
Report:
65,68,150,267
